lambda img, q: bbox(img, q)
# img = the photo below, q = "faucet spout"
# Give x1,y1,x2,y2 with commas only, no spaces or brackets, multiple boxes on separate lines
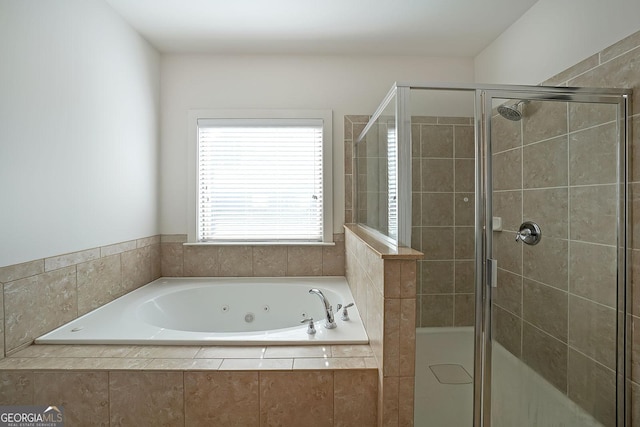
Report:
309,288,337,329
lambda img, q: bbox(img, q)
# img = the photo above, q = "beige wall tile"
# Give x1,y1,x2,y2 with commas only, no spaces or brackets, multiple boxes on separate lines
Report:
185,371,259,427
569,296,617,370
523,237,568,290
398,376,415,427
382,376,399,427
454,125,475,159
454,260,474,294
4,266,77,352
635,315,640,383
522,101,568,145
493,148,522,191
34,371,109,426
421,193,454,226
493,230,522,275
330,345,374,358
569,241,617,307
383,298,400,377
334,370,377,427
251,246,287,277
454,226,474,260
493,190,522,233
454,293,475,327
400,298,416,377
260,371,333,426
0,371,33,404
196,346,266,359
322,240,346,276
491,112,522,154
455,193,474,226
439,117,472,125
523,279,568,342
569,111,618,155
183,245,219,276
494,268,522,316
264,345,330,359
421,227,454,260
455,159,474,193
493,305,521,358
522,136,568,189
522,323,567,393
287,246,322,276
100,240,136,257
125,346,200,359
77,254,122,316
44,248,100,272
121,246,152,291
384,260,401,299
632,183,640,250
137,235,160,248
145,358,222,370
366,283,384,369
420,295,453,327
218,246,253,276
400,260,417,298
0,259,44,283
523,188,568,239
421,159,454,192
420,261,453,294
601,30,640,62
569,46,640,111
567,349,616,427
160,242,183,276
421,124,453,158
109,371,184,426
570,185,617,245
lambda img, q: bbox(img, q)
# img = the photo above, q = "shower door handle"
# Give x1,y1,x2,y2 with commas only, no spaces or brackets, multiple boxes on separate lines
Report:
515,221,541,245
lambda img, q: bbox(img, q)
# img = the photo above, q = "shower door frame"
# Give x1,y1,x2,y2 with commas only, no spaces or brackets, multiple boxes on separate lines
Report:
478,86,631,427
386,82,631,426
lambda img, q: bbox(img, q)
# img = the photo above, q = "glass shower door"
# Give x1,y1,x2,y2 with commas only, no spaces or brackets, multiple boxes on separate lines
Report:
482,91,628,426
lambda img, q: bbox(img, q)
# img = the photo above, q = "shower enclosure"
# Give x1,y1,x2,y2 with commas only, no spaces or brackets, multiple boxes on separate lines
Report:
354,83,631,426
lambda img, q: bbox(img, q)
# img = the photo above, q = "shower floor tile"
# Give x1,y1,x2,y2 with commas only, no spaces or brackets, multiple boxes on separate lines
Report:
429,363,473,384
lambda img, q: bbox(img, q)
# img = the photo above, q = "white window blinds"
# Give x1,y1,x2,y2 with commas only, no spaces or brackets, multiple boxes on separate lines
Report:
197,118,324,242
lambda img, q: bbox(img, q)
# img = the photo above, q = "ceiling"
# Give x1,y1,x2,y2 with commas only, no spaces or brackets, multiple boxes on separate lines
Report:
105,0,539,56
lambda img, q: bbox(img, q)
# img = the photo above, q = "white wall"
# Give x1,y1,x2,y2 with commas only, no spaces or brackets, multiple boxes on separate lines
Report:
475,0,640,85
159,54,474,235
0,0,160,267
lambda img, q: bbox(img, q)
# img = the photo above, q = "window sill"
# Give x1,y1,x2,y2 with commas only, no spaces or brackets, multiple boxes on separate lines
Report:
183,241,335,247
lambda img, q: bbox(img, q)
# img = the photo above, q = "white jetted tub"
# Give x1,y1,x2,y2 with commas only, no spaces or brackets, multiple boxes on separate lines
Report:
37,276,368,345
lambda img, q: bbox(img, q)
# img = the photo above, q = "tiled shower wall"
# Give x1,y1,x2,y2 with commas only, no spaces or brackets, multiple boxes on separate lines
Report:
0,235,346,358
410,116,476,327
491,30,640,426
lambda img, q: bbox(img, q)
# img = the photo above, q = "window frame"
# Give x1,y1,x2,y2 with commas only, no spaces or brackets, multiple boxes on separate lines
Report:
187,109,333,245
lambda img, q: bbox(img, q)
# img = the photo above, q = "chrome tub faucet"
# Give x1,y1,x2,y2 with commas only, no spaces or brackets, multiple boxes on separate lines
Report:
308,288,336,329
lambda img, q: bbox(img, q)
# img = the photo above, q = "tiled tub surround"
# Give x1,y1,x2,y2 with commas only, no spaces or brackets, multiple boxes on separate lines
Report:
344,224,422,427
0,234,346,357
0,343,377,426
410,116,476,328
0,236,162,356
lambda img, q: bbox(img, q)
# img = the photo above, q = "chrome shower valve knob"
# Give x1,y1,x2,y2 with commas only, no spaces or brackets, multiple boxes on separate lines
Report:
301,317,316,335
340,303,354,321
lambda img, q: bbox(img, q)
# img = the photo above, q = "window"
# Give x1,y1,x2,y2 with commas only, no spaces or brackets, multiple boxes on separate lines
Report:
188,110,333,244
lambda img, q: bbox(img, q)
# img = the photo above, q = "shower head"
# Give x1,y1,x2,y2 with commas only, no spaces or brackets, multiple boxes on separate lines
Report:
497,100,526,121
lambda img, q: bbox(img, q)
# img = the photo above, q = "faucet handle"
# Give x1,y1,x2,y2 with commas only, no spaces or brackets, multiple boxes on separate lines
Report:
341,303,355,321
301,317,316,335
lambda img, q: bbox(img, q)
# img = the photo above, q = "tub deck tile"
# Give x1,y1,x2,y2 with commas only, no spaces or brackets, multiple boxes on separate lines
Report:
195,346,267,359
219,358,293,370
293,357,367,370
145,358,223,370
263,345,331,359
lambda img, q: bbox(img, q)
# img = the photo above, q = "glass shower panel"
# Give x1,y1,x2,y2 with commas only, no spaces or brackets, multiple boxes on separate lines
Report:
355,94,397,240
410,88,477,427
488,96,621,427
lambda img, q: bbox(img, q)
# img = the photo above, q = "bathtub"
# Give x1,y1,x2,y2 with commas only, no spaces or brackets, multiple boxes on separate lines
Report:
36,277,369,346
